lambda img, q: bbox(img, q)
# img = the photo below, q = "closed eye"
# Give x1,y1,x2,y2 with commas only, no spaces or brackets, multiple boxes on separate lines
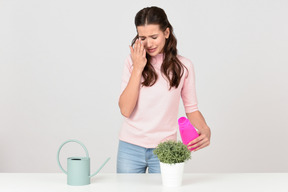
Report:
139,35,158,40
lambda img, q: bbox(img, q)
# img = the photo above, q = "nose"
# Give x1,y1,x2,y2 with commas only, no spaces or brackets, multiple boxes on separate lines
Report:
146,39,152,48
142,39,153,49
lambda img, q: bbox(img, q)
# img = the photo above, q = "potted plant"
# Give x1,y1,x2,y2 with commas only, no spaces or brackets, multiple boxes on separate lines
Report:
153,140,191,187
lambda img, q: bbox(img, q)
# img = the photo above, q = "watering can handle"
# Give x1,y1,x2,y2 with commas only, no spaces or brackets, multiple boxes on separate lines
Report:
57,139,89,174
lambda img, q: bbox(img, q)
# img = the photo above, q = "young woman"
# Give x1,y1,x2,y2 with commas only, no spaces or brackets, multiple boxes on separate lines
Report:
117,6,211,173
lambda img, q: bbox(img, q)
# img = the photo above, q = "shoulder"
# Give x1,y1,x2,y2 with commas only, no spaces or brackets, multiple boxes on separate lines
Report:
177,54,195,70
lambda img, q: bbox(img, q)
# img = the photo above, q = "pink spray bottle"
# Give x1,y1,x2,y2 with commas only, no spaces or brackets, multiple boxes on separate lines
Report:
178,116,199,151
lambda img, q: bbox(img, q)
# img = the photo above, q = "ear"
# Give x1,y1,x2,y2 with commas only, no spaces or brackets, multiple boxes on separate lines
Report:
164,27,170,39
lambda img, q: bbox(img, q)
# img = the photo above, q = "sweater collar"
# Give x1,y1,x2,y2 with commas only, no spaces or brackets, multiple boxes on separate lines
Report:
151,53,164,65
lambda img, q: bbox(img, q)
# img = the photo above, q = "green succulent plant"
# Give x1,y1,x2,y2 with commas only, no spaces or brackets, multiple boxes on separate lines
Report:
153,140,191,164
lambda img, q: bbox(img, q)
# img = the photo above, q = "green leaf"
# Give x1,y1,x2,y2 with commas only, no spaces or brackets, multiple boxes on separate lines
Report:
153,140,191,164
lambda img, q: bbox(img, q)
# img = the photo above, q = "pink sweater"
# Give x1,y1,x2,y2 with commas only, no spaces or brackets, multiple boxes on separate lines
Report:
119,53,198,148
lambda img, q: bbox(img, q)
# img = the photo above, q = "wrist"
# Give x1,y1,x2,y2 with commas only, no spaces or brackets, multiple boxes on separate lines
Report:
132,67,143,75
197,125,210,131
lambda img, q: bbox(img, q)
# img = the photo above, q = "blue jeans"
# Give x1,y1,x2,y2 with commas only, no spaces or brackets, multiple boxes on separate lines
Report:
117,140,160,173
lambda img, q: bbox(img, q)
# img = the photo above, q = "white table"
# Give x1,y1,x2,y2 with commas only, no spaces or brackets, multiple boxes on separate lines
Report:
0,173,287,192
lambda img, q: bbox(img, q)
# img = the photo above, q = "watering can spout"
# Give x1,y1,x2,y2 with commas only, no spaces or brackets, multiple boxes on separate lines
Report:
90,157,111,178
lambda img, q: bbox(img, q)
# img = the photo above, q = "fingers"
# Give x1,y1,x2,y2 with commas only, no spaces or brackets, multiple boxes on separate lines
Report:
130,39,138,54
187,137,202,150
188,139,204,151
139,39,143,51
135,39,140,53
140,39,146,57
142,46,146,57
192,141,209,152
136,38,144,54
188,135,203,146
131,38,145,56
129,45,134,54
188,135,210,152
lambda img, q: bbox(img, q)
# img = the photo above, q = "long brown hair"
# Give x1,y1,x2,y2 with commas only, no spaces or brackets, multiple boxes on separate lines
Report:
131,6,186,90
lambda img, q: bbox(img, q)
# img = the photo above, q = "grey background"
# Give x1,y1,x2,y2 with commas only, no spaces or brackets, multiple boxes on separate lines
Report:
0,0,287,173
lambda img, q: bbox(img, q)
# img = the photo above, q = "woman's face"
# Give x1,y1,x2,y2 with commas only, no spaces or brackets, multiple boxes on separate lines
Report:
137,24,170,56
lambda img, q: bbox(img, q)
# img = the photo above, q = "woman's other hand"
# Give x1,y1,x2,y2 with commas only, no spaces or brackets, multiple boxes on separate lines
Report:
188,126,211,152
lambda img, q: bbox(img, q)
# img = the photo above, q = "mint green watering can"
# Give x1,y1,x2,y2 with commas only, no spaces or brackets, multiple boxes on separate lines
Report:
57,139,110,186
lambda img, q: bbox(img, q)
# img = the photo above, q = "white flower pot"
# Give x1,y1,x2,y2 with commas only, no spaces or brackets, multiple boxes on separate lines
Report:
160,162,185,187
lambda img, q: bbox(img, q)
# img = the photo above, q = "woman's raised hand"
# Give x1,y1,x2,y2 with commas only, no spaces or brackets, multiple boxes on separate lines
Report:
129,38,147,72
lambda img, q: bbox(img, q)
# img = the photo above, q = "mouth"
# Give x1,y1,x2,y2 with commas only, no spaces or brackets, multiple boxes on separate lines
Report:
147,48,157,53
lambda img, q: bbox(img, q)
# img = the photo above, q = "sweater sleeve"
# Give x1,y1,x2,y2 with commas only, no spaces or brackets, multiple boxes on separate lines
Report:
181,58,199,113
120,55,133,94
